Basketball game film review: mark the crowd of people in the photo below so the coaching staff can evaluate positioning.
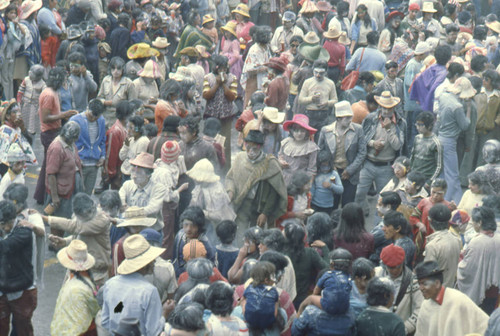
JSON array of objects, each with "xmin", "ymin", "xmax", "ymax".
[{"xmin": 0, "ymin": 0, "xmax": 500, "ymax": 334}]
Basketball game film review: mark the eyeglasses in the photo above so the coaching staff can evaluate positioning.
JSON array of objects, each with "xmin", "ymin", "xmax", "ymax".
[{"xmin": 69, "ymin": 63, "xmax": 81, "ymax": 68}]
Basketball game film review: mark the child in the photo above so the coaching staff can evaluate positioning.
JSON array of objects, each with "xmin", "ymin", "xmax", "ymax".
[
  {"xmin": 215, "ymin": 220, "xmax": 239, "ymax": 279},
  {"xmin": 2, "ymin": 4, "xmax": 26, "ymax": 99},
  {"xmin": 202, "ymin": 117, "xmax": 226, "ymax": 171},
  {"xmin": 279, "ymin": 114, "xmax": 319, "ymax": 185},
  {"xmin": 0, "ymin": 144, "xmax": 26, "ymax": 200},
  {"xmin": 97, "ymin": 41, "xmax": 112, "ymax": 83},
  {"xmin": 201, "ymin": 14, "xmax": 218, "ymax": 47},
  {"xmin": 227, "ymin": 227, "xmax": 263, "ymax": 284},
  {"xmin": 311, "ymin": 150, "xmax": 344, "ymax": 214},
  {"xmin": 236, "ymin": 91, "xmax": 265, "ymax": 148},
  {"xmin": 448, "ymin": 209, "xmax": 470, "ymax": 248},
  {"xmin": 17, "ymin": 65, "xmax": 46, "ymax": 136},
  {"xmin": 381, "ymin": 156, "xmax": 411, "ymax": 193},
  {"xmin": 99, "ymin": 190, "xmax": 125, "ymax": 247},
  {"xmin": 277, "ymin": 171, "xmax": 313, "ymax": 229},
  {"xmin": 40, "ymin": 24, "xmax": 57, "ymax": 71},
  {"xmin": 398, "ymin": 171, "xmax": 428, "ymax": 220},
  {"xmin": 297, "ymin": 248, "xmax": 353, "ymax": 317}
]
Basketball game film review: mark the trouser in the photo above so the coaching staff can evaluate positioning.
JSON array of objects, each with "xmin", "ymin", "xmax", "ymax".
[
  {"xmin": 438, "ymin": 136, "xmax": 463, "ymax": 204},
  {"xmin": 34, "ymin": 129, "xmax": 60, "ymax": 204},
  {"xmin": 234, "ymin": 199, "xmax": 260, "ymax": 246},
  {"xmin": 82, "ymin": 165, "xmax": 99, "ymax": 195},
  {"xmin": 304, "ymin": 109, "xmax": 332, "ymax": 143},
  {"xmin": 220, "ymin": 117, "xmax": 232, "ymax": 174},
  {"xmin": 355, "ymin": 160, "xmax": 394, "ymax": 213},
  {"xmin": 161, "ymin": 201, "xmax": 177, "ymax": 260},
  {"xmin": 1, "ymin": 59, "xmax": 14, "ymax": 100},
  {"xmin": 0, "ymin": 288, "xmax": 37, "ymax": 336},
  {"xmin": 327, "ymin": 66, "xmax": 341, "ymax": 83},
  {"xmin": 311, "ymin": 204, "xmax": 334, "ymax": 215},
  {"xmin": 287, "ymin": 94, "xmax": 296, "ymax": 121},
  {"xmin": 406, "ymin": 109, "xmax": 421, "ymax": 152},
  {"xmin": 333, "ymin": 168, "xmax": 357, "ymax": 208}
]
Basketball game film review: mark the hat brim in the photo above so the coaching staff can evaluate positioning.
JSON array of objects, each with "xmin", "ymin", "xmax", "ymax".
[
  {"xmin": 243, "ymin": 136, "xmax": 264, "ymax": 145},
  {"xmin": 117, "ymin": 217, "xmax": 157, "ymax": 228},
  {"xmin": 263, "ymin": 112, "xmax": 286, "ymax": 124},
  {"xmin": 0, "ymin": 0, "xmax": 9, "ymax": 10},
  {"xmin": 57, "ymin": 247, "xmax": 96, "ymax": 271},
  {"xmin": 203, "ymin": 18, "xmax": 215, "ymax": 25},
  {"xmin": 283, "ymin": 120, "xmax": 317, "ymax": 134},
  {"xmin": 152, "ymin": 42, "xmax": 170, "ymax": 48},
  {"xmin": 20, "ymin": 0, "xmax": 43, "ymax": 20},
  {"xmin": 117, "ymin": 245, "xmax": 165, "ymax": 275},
  {"xmin": 232, "ymin": 9, "xmax": 250, "ymax": 17},
  {"xmin": 386, "ymin": 11, "xmax": 404, "ymax": 23},
  {"xmin": 486, "ymin": 21, "xmax": 500, "ymax": 34},
  {"xmin": 374, "ymin": 95, "xmax": 401, "ymax": 108},
  {"xmin": 221, "ymin": 26, "xmax": 238, "ymax": 37},
  {"xmin": 323, "ymin": 31, "xmax": 341, "ymax": 39},
  {"xmin": 129, "ymin": 157, "xmax": 156, "ymax": 168},
  {"xmin": 298, "ymin": 44, "xmax": 329, "ymax": 62},
  {"xmin": 127, "ymin": 46, "xmax": 160, "ymax": 59},
  {"xmin": 422, "ymin": 8, "xmax": 437, "ymax": 12}
]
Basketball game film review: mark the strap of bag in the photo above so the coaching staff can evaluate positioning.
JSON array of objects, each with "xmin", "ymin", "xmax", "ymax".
[
  {"xmin": 395, "ymin": 267, "xmax": 412, "ymax": 307},
  {"xmin": 356, "ymin": 48, "xmax": 365, "ymax": 72}
]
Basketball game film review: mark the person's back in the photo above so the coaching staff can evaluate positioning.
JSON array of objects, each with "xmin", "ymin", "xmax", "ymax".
[
  {"xmin": 356, "ymin": 306, "xmax": 406, "ymax": 336},
  {"xmin": 318, "ymin": 270, "xmax": 352, "ymax": 315}
]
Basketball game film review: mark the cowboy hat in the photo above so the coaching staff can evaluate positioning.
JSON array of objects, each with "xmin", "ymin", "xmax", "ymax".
[
  {"xmin": 129, "ymin": 152, "xmax": 156, "ymax": 168},
  {"xmin": 334, "ymin": 101, "xmax": 353, "ymax": 118},
  {"xmin": 421, "ymin": 2, "xmax": 437, "ymax": 13},
  {"xmin": 386, "ymin": 10, "xmax": 404, "ymax": 23},
  {"xmin": 232, "ymin": 3, "xmax": 250, "ymax": 17},
  {"xmin": 169, "ymin": 2, "xmax": 180, "ymax": 10},
  {"xmin": 179, "ymin": 46, "xmax": 199, "ymax": 57},
  {"xmin": 137, "ymin": 60, "xmax": 161, "ymax": 78},
  {"xmin": 486, "ymin": 21, "xmax": 500, "ymax": 34},
  {"xmin": 202, "ymin": 14, "xmax": 215, "ymax": 26},
  {"xmin": 117, "ymin": 234, "xmax": 165, "ymax": 275},
  {"xmin": 300, "ymin": 0, "xmax": 318, "ymax": 14},
  {"xmin": 374, "ymin": 91, "xmax": 401, "ymax": 108},
  {"xmin": 262, "ymin": 106, "xmax": 285, "ymax": 124},
  {"xmin": 265, "ymin": 57, "xmax": 287, "ymax": 73},
  {"xmin": 98, "ymin": 41, "xmax": 111, "ymax": 53},
  {"xmin": 316, "ymin": 1, "xmax": 331, "ymax": 11},
  {"xmin": 187, "ymin": 158, "xmax": 220, "ymax": 183},
  {"xmin": 117, "ymin": 206, "xmax": 157, "ymax": 228},
  {"xmin": 19, "ymin": 0, "xmax": 42, "ymax": 20},
  {"xmin": 298, "ymin": 44, "xmax": 330, "ymax": 63},
  {"xmin": 195, "ymin": 45, "xmax": 210, "ymax": 58},
  {"xmin": 323, "ymin": 26, "xmax": 341, "ymax": 39},
  {"xmin": 57, "ymin": 240, "xmax": 96, "ymax": 271},
  {"xmin": 244, "ymin": 130, "xmax": 265, "ymax": 144},
  {"xmin": 447, "ymin": 77, "xmax": 476, "ymax": 99},
  {"xmin": 127, "ymin": 43, "xmax": 160, "ymax": 59},
  {"xmin": 0, "ymin": 0, "xmax": 9, "ymax": 10},
  {"xmin": 415, "ymin": 261, "xmax": 444, "ymax": 280},
  {"xmin": 221, "ymin": 21, "xmax": 237, "ymax": 37},
  {"xmin": 283, "ymin": 114, "xmax": 317, "ymax": 134},
  {"xmin": 303, "ymin": 31, "xmax": 320, "ymax": 45},
  {"xmin": 152, "ymin": 36, "xmax": 170, "ymax": 49}
]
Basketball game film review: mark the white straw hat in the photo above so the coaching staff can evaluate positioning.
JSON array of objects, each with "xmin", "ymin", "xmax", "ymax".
[
  {"xmin": 117, "ymin": 234, "xmax": 165, "ymax": 275},
  {"xmin": 334, "ymin": 101, "xmax": 353, "ymax": 117},
  {"xmin": 117, "ymin": 206, "xmax": 157, "ymax": 228},
  {"xmin": 57, "ymin": 240, "xmax": 95, "ymax": 271}
]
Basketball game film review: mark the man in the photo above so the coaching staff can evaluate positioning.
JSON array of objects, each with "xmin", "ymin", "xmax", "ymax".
[
  {"xmin": 318, "ymin": 101, "xmax": 367, "ymax": 207},
  {"xmin": 69, "ymin": 99, "xmax": 106, "ymax": 195},
  {"xmin": 298, "ymin": 59, "xmax": 338, "ymax": 140},
  {"xmin": 270, "ymin": 11, "xmax": 304, "ymax": 54},
  {"xmin": 119, "ymin": 152, "xmax": 167, "ymax": 232},
  {"xmin": 265, "ymin": 57, "xmax": 290, "ymax": 112},
  {"xmin": 0, "ymin": 200, "xmax": 36, "ymax": 336},
  {"xmin": 423, "ymin": 204, "xmax": 461, "ymax": 288},
  {"xmin": 322, "ymin": 27, "xmax": 345, "ymax": 82},
  {"xmin": 417, "ymin": 2, "xmax": 440, "ymax": 37},
  {"xmin": 147, "ymin": 115, "xmax": 181, "ymax": 160},
  {"xmin": 441, "ymin": 24, "xmax": 461, "ymax": 55},
  {"xmin": 355, "ymin": 91, "xmax": 406, "ymax": 213},
  {"xmin": 346, "ymin": 31, "xmax": 386, "ymax": 74},
  {"xmin": 341, "ymin": 71, "xmax": 375, "ymax": 105},
  {"xmin": 328, "ymin": 1, "xmax": 351, "ymax": 36},
  {"xmin": 375, "ymin": 244, "xmax": 423, "ymax": 335},
  {"xmin": 437, "ymin": 77, "xmax": 474, "ymax": 203},
  {"xmin": 475, "ymin": 140, "xmax": 500, "ymax": 192},
  {"xmin": 351, "ymin": 93, "xmax": 378, "ymax": 125},
  {"xmin": 226, "ymin": 130, "xmax": 287, "ymax": 243},
  {"xmin": 373, "ymin": 61, "xmax": 404, "ymax": 115},
  {"xmin": 101, "ymin": 234, "xmax": 165, "ymax": 336},
  {"xmin": 370, "ymin": 192, "xmax": 401, "ymax": 264},
  {"xmin": 415, "ymin": 261, "xmax": 489, "ymax": 336},
  {"xmin": 458, "ymin": 206, "xmax": 500, "ymax": 315},
  {"xmin": 179, "ymin": 47, "xmax": 205, "ymax": 93}
]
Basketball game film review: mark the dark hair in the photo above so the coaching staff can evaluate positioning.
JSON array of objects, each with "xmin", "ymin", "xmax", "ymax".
[
  {"xmin": 407, "ymin": 171, "xmax": 426, "ymax": 190},
  {"xmin": 313, "ymin": 59, "xmax": 328, "ymax": 70},
  {"xmin": 203, "ymin": 118, "xmax": 221, "ymax": 138},
  {"xmin": 431, "ymin": 178, "xmax": 447, "ymax": 190},
  {"xmin": 352, "ymin": 257, "xmax": 374, "ymax": 279},
  {"xmin": 244, "ymin": 227, "xmax": 263, "ymax": 247},
  {"xmin": 168, "ymin": 303, "xmax": 206, "ymax": 332},
  {"xmin": 179, "ymin": 115, "xmax": 201, "ymax": 136},
  {"xmin": 287, "ymin": 171, "xmax": 310, "ymax": 196},
  {"xmin": 216, "ymin": 220, "xmax": 237, "ymax": 244},
  {"xmin": 88, "ymin": 99, "xmax": 104, "ymax": 117},
  {"xmin": 68, "ymin": 52, "xmax": 87, "ymax": 65},
  {"xmin": 116, "ymin": 100, "xmax": 133, "ymax": 120},
  {"xmin": 446, "ymin": 23, "xmax": 460, "ymax": 34},
  {"xmin": 128, "ymin": 115, "xmax": 144, "ymax": 134},
  {"xmin": 483, "ymin": 70, "xmax": 500, "ymax": 90},
  {"xmin": 471, "ymin": 206, "xmax": 497, "ymax": 231},
  {"xmin": 187, "ymin": 11, "xmax": 200, "ymax": 25},
  {"xmin": 259, "ymin": 250, "xmax": 289, "ymax": 274},
  {"xmin": 335, "ymin": 203, "xmax": 366, "ymax": 243},
  {"xmin": 4, "ymin": 3, "xmax": 18, "ymax": 16},
  {"xmin": 446, "ymin": 62, "xmax": 465, "ymax": 79},
  {"xmin": 241, "ymin": 259, "xmax": 258, "ymax": 283},
  {"xmin": 213, "ymin": 55, "xmax": 229, "ymax": 74},
  {"xmin": 250, "ymin": 91, "xmax": 266, "ymax": 106},
  {"xmin": 357, "ymin": 72, "xmax": 375, "ymax": 87},
  {"xmin": 458, "ymin": 10, "xmax": 472, "ymax": 25},
  {"xmin": 180, "ymin": 78, "xmax": 197, "ymax": 102},
  {"xmin": 3, "ymin": 184, "xmax": 28, "ymax": 209},
  {"xmin": 330, "ymin": 248, "xmax": 352, "ymax": 273},
  {"xmin": 317, "ymin": 150, "xmax": 332, "ymax": 170},
  {"xmin": 290, "ymin": 35, "xmax": 304, "ymax": 45},
  {"xmin": 482, "ymin": 195, "xmax": 500, "ymax": 215},
  {"xmin": 129, "ymin": 100, "xmax": 144, "ymax": 113},
  {"xmin": 434, "ymin": 45, "xmax": 452, "ymax": 66},
  {"xmin": 46, "ymin": 66, "xmax": 67, "ymax": 90},
  {"xmin": 0, "ymin": 200, "xmax": 17, "ymax": 223},
  {"xmin": 284, "ymin": 223, "xmax": 306, "ymax": 259},
  {"xmin": 385, "ymin": 61, "xmax": 398, "ymax": 71},
  {"xmin": 330, "ymin": 208, "xmax": 342, "ymax": 230},
  {"xmin": 250, "ymin": 261, "xmax": 275, "ymax": 286},
  {"xmin": 109, "ymin": 56, "xmax": 125, "ymax": 72},
  {"xmin": 444, "ymin": 3, "xmax": 457, "ymax": 16},
  {"xmin": 467, "ymin": 170, "xmax": 490, "ymax": 194},
  {"xmin": 72, "ymin": 193, "xmax": 95, "ymax": 218},
  {"xmin": 261, "ymin": 228, "xmax": 286, "ymax": 251},
  {"xmin": 99, "ymin": 190, "xmax": 122, "ymax": 210},
  {"xmin": 206, "ymin": 281, "xmax": 234, "ymax": 316},
  {"xmin": 180, "ymin": 206, "xmax": 206, "ymax": 234},
  {"xmin": 355, "ymin": 4, "xmax": 372, "ymax": 28},
  {"xmin": 366, "ymin": 31, "xmax": 379, "ymax": 46},
  {"xmin": 160, "ymin": 79, "xmax": 181, "ymax": 101},
  {"xmin": 383, "ymin": 210, "xmax": 411, "ymax": 236},
  {"xmin": 416, "ymin": 111, "xmax": 435, "ymax": 129},
  {"xmin": 118, "ymin": 12, "xmax": 130, "ymax": 26},
  {"xmin": 306, "ymin": 212, "xmax": 332, "ymax": 244},
  {"xmin": 366, "ymin": 277, "xmax": 394, "ymax": 306},
  {"xmin": 470, "ymin": 55, "xmax": 488, "ymax": 73},
  {"xmin": 254, "ymin": 25, "xmax": 272, "ymax": 44},
  {"xmin": 379, "ymin": 191, "xmax": 401, "ymax": 210},
  {"xmin": 337, "ymin": 1, "xmax": 349, "ymax": 15},
  {"xmin": 390, "ymin": 156, "xmax": 410, "ymax": 186},
  {"xmin": 473, "ymin": 25, "xmax": 488, "ymax": 41},
  {"xmin": 366, "ymin": 92, "xmax": 377, "ymax": 106},
  {"xmin": 143, "ymin": 123, "xmax": 158, "ymax": 137},
  {"xmin": 39, "ymin": 24, "xmax": 51, "ymax": 39},
  {"xmin": 429, "ymin": 204, "xmax": 451, "ymax": 230}
]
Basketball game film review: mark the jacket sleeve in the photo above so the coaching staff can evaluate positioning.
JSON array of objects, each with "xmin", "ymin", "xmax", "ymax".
[
  {"xmin": 49, "ymin": 216, "xmax": 78, "ymax": 234},
  {"xmin": 345, "ymin": 126, "xmax": 367, "ymax": 177},
  {"xmin": 0, "ymin": 227, "xmax": 32, "ymax": 253},
  {"xmin": 84, "ymin": 71, "xmax": 98, "ymax": 93},
  {"xmin": 142, "ymin": 183, "xmax": 167, "ymax": 216},
  {"xmin": 99, "ymin": 119, "xmax": 106, "ymax": 159}
]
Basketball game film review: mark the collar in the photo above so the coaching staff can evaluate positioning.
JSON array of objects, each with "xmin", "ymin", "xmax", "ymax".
[
  {"xmin": 58, "ymin": 136, "xmax": 71, "ymax": 149},
  {"xmin": 7, "ymin": 169, "xmax": 17, "ymax": 181},
  {"xmin": 367, "ymin": 306, "xmax": 392, "ymax": 313},
  {"xmin": 480, "ymin": 230, "xmax": 495, "ymax": 237},
  {"xmin": 333, "ymin": 121, "xmax": 355, "ymax": 134},
  {"xmin": 433, "ymin": 286, "xmax": 445, "ymax": 305},
  {"xmin": 248, "ymin": 151, "xmax": 265, "ymax": 164}
]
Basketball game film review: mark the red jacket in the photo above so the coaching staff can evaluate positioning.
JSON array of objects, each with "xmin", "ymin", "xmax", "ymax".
[
  {"xmin": 276, "ymin": 193, "xmax": 312, "ymax": 229},
  {"xmin": 105, "ymin": 120, "xmax": 127, "ymax": 179}
]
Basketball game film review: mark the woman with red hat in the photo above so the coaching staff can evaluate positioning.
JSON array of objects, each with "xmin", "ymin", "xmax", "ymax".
[{"xmin": 264, "ymin": 57, "xmax": 290, "ymax": 112}]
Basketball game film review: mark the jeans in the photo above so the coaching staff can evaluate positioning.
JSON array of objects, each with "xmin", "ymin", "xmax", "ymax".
[
  {"xmin": 0, "ymin": 288, "xmax": 37, "ymax": 336},
  {"xmin": 82, "ymin": 165, "xmax": 99, "ymax": 195},
  {"xmin": 438, "ymin": 136, "xmax": 463, "ymax": 204},
  {"xmin": 355, "ymin": 161, "xmax": 394, "ymax": 211}
]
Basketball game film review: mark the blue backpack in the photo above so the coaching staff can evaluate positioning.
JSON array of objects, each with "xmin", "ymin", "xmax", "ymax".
[{"xmin": 243, "ymin": 284, "xmax": 279, "ymax": 329}]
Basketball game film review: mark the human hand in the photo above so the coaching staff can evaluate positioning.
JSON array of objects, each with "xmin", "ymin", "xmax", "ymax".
[
  {"xmin": 124, "ymin": 137, "xmax": 130, "ymax": 146},
  {"xmin": 51, "ymin": 196, "xmax": 61, "ymax": 209},
  {"xmin": 177, "ymin": 182, "xmax": 189, "ymax": 192},
  {"xmin": 163, "ymin": 299, "xmax": 175, "ymax": 318},
  {"xmin": 256, "ymin": 213, "xmax": 267, "ymax": 227},
  {"xmin": 373, "ymin": 140, "xmax": 385, "ymax": 151},
  {"xmin": 238, "ymin": 244, "xmax": 249, "ymax": 258},
  {"xmin": 449, "ymin": 201, "xmax": 457, "ymax": 211},
  {"xmin": 228, "ymin": 191, "xmax": 234, "ymax": 200},
  {"xmin": 64, "ymin": 110, "xmax": 78, "ymax": 119},
  {"xmin": 18, "ymin": 219, "xmax": 33, "ymax": 229},
  {"xmin": 295, "ymin": 212, "xmax": 307, "ymax": 220},
  {"xmin": 48, "ymin": 234, "xmax": 67, "ymax": 250},
  {"xmin": 341, "ymin": 171, "xmax": 350, "ymax": 180},
  {"xmin": 80, "ymin": 65, "xmax": 87, "ymax": 76},
  {"xmin": 416, "ymin": 222, "xmax": 427, "ymax": 234},
  {"xmin": 279, "ymin": 159, "xmax": 290, "ymax": 168},
  {"xmin": 322, "ymin": 180, "xmax": 331, "ymax": 188},
  {"xmin": 97, "ymin": 157, "xmax": 105, "ymax": 167},
  {"xmin": 317, "ymin": 102, "xmax": 328, "ymax": 109},
  {"xmin": 310, "ymin": 240, "xmax": 326, "ymax": 248}
]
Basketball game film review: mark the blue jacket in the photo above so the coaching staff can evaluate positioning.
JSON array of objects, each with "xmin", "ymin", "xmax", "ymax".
[
  {"xmin": 70, "ymin": 112, "xmax": 106, "ymax": 162},
  {"xmin": 292, "ymin": 305, "xmax": 354, "ymax": 336}
]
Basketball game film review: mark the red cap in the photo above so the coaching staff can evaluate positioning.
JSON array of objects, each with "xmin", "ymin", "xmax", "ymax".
[
  {"xmin": 380, "ymin": 244, "xmax": 405, "ymax": 267},
  {"xmin": 409, "ymin": 3, "xmax": 420, "ymax": 11}
]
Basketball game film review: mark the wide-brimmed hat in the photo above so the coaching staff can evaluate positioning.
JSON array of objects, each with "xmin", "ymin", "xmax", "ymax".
[
  {"xmin": 7, "ymin": 144, "xmax": 26, "ymax": 163},
  {"xmin": 486, "ymin": 21, "xmax": 500, "ymax": 34},
  {"xmin": 262, "ymin": 106, "xmax": 285, "ymax": 124},
  {"xmin": 265, "ymin": 57, "xmax": 287, "ymax": 73},
  {"xmin": 137, "ymin": 59, "xmax": 161, "ymax": 78},
  {"xmin": 447, "ymin": 77, "xmax": 476, "ymax": 99},
  {"xmin": 232, "ymin": 3, "xmax": 250, "ymax": 17},
  {"xmin": 67, "ymin": 25, "xmax": 83, "ymax": 40},
  {"xmin": 19, "ymin": 0, "xmax": 42, "ymax": 20},
  {"xmin": 421, "ymin": 2, "xmax": 437, "ymax": 12},
  {"xmin": 182, "ymin": 239, "xmax": 207, "ymax": 262},
  {"xmin": 221, "ymin": 21, "xmax": 237, "ymax": 37},
  {"xmin": 57, "ymin": 240, "xmax": 95, "ymax": 271},
  {"xmin": 386, "ymin": 10, "xmax": 404, "ymax": 23},
  {"xmin": 414, "ymin": 41, "xmax": 430, "ymax": 55},
  {"xmin": 415, "ymin": 261, "xmax": 443, "ymax": 280},
  {"xmin": 300, "ymin": 0, "xmax": 319, "ymax": 14},
  {"xmin": 316, "ymin": 1, "xmax": 331, "ymax": 11},
  {"xmin": 195, "ymin": 45, "xmax": 210, "ymax": 58},
  {"xmin": 374, "ymin": 91, "xmax": 401, "ymax": 108},
  {"xmin": 127, "ymin": 43, "xmax": 160, "ymax": 59},
  {"xmin": 129, "ymin": 152, "xmax": 156, "ymax": 169},
  {"xmin": 152, "ymin": 36, "xmax": 170, "ymax": 49},
  {"xmin": 244, "ymin": 130, "xmax": 265, "ymax": 144},
  {"xmin": 117, "ymin": 206, "xmax": 157, "ymax": 228},
  {"xmin": 187, "ymin": 158, "xmax": 220, "ymax": 183},
  {"xmin": 298, "ymin": 44, "xmax": 329, "ymax": 63},
  {"xmin": 117, "ymin": 234, "xmax": 165, "ymax": 275},
  {"xmin": 202, "ymin": 14, "xmax": 215, "ymax": 25},
  {"xmin": 339, "ymin": 31, "xmax": 350, "ymax": 45},
  {"xmin": 283, "ymin": 114, "xmax": 317, "ymax": 134},
  {"xmin": 0, "ymin": 0, "xmax": 10, "ymax": 10},
  {"xmin": 323, "ymin": 26, "xmax": 341, "ymax": 39},
  {"xmin": 179, "ymin": 46, "xmax": 199, "ymax": 57},
  {"xmin": 303, "ymin": 31, "xmax": 320, "ymax": 45},
  {"xmin": 161, "ymin": 140, "xmax": 181, "ymax": 164},
  {"xmin": 334, "ymin": 101, "xmax": 353, "ymax": 117},
  {"xmin": 169, "ymin": 66, "xmax": 192, "ymax": 81},
  {"xmin": 98, "ymin": 41, "xmax": 111, "ymax": 53},
  {"xmin": 440, "ymin": 16, "xmax": 453, "ymax": 26}
]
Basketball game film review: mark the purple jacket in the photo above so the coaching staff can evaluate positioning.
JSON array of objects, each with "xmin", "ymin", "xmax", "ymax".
[{"xmin": 409, "ymin": 64, "xmax": 447, "ymax": 112}]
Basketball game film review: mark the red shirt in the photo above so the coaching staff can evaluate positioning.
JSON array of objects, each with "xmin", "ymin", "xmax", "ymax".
[
  {"xmin": 105, "ymin": 120, "xmax": 127, "ymax": 178},
  {"xmin": 323, "ymin": 40, "xmax": 346, "ymax": 75},
  {"xmin": 177, "ymin": 267, "xmax": 228, "ymax": 285},
  {"xmin": 38, "ymin": 87, "xmax": 61, "ymax": 132}
]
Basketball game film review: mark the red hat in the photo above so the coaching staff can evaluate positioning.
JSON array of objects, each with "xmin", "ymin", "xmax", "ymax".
[
  {"xmin": 386, "ymin": 11, "xmax": 404, "ymax": 23},
  {"xmin": 409, "ymin": 3, "xmax": 420, "ymax": 11},
  {"xmin": 161, "ymin": 140, "xmax": 181, "ymax": 164},
  {"xmin": 266, "ymin": 57, "xmax": 288, "ymax": 73},
  {"xmin": 380, "ymin": 244, "xmax": 405, "ymax": 267},
  {"xmin": 283, "ymin": 114, "xmax": 317, "ymax": 134}
]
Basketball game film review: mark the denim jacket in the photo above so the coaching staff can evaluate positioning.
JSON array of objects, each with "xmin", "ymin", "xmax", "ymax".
[{"xmin": 70, "ymin": 112, "xmax": 106, "ymax": 163}]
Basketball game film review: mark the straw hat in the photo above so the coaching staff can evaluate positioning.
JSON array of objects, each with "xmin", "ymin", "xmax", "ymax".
[
  {"xmin": 187, "ymin": 158, "xmax": 220, "ymax": 183},
  {"xmin": 137, "ymin": 59, "xmax": 161, "ymax": 78},
  {"xmin": 195, "ymin": 45, "xmax": 210, "ymax": 58},
  {"xmin": 179, "ymin": 46, "xmax": 199, "ymax": 57},
  {"xmin": 98, "ymin": 41, "xmax": 111, "ymax": 53},
  {"xmin": 265, "ymin": 57, "xmax": 287, "ymax": 73},
  {"xmin": 262, "ymin": 106, "xmax": 285, "ymax": 124},
  {"xmin": 334, "ymin": 101, "xmax": 353, "ymax": 117},
  {"xmin": 414, "ymin": 42, "xmax": 430, "ymax": 55},
  {"xmin": 298, "ymin": 44, "xmax": 330, "ymax": 63},
  {"xmin": 323, "ymin": 26, "xmax": 341, "ymax": 39},
  {"xmin": 447, "ymin": 77, "xmax": 476, "ymax": 99},
  {"xmin": 19, "ymin": 0, "xmax": 42, "ymax": 20},
  {"xmin": 316, "ymin": 1, "xmax": 331, "ymax": 11},
  {"xmin": 169, "ymin": 66, "xmax": 192, "ymax": 81},
  {"xmin": 161, "ymin": 140, "xmax": 181, "ymax": 164},
  {"xmin": 221, "ymin": 21, "xmax": 237, "ymax": 37},
  {"xmin": 117, "ymin": 206, "xmax": 157, "ymax": 228},
  {"xmin": 374, "ymin": 91, "xmax": 401, "ymax": 108},
  {"xmin": 127, "ymin": 43, "xmax": 160, "ymax": 59},
  {"xmin": 202, "ymin": 14, "xmax": 215, "ymax": 26},
  {"xmin": 283, "ymin": 114, "xmax": 317, "ymax": 134},
  {"xmin": 7, "ymin": 144, "xmax": 26, "ymax": 163},
  {"xmin": 300, "ymin": 0, "xmax": 319, "ymax": 14},
  {"xmin": 129, "ymin": 152, "xmax": 156, "ymax": 169},
  {"xmin": 169, "ymin": 2, "xmax": 180, "ymax": 10},
  {"xmin": 182, "ymin": 239, "xmax": 207, "ymax": 262},
  {"xmin": 57, "ymin": 240, "xmax": 95, "ymax": 271},
  {"xmin": 486, "ymin": 21, "xmax": 500, "ymax": 34},
  {"xmin": 386, "ymin": 11, "xmax": 404, "ymax": 23},
  {"xmin": 0, "ymin": 0, "xmax": 9, "ymax": 10},
  {"xmin": 232, "ymin": 3, "xmax": 250, "ymax": 17},
  {"xmin": 440, "ymin": 16, "xmax": 453, "ymax": 26},
  {"xmin": 421, "ymin": 2, "xmax": 437, "ymax": 13},
  {"xmin": 152, "ymin": 36, "xmax": 170, "ymax": 49},
  {"xmin": 303, "ymin": 31, "xmax": 320, "ymax": 45},
  {"xmin": 117, "ymin": 234, "xmax": 165, "ymax": 275},
  {"xmin": 338, "ymin": 31, "xmax": 350, "ymax": 45}
]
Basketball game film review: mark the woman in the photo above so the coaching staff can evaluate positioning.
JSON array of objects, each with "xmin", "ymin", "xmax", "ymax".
[
  {"xmin": 33, "ymin": 66, "xmax": 77, "ymax": 204},
  {"xmin": 232, "ymin": 4, "xmax": 254, "ymax": 49},
  {"xmin": 180, "ymin": 77, "xmax": 201, "ymax": 116},
  {"xmin": 19, "ymin": 0, "xmax": 42, "ymax": 72},
  {"xmin": 97, "ymin": 56, "xmax": 134, "ymax": 127},
  {"xmin": 220, "ymin": 21, "xmax": 244, "ymax": 79},
  {"xmin": 155, "ymin": 79, "xmax": 184, "ymax": 132},
  {"xmin": 131, "ymin": 59, "xmax": 161, "ymax": 121},
  {"xmin": 350, "ymin": 4, "xmax": 377, "ymax": 53},
  {"xmin": 175, "ymin": 11, "xmax": 202, "ymax": 57},
  {"xmin": 164, "ymin": 303, "xmax": 207, "ymax": 336},
  {"xmin": 118, "ymin": 115, "xmax": 150, "ymax": 181},
  {"xmin": 382, "ymin": 211, "xmax": 416, "ymax": 268},
  {"xmin": 50, "ymin": 240, "xmax": 99, "ymax": 335},
  {"xmin": 178, "ymin": 115, "xmax": 219, "ymax": 171},
  {"xmin": 227, "ymin": 227, "xmax": 262, "ymax": 284},
  {"xmin": 458, "ymin": 170, "xmax": 490, "ymax": 215},
  {"xmin": 378, "ymin": 11, "xmax": 404, "ymax": 56},
  {"xmin": 333, "ymin": 202, "xmax": 374, "ymax": 260}
]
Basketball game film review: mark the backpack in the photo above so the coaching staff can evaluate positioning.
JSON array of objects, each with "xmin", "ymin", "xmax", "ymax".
[
  {"xmin": 320, "ymin": 270, "xmax": 352, "ymax": 316},
  {"xmin": 243, "ymin": 284, "xmax": 278, "ymax": 330}
]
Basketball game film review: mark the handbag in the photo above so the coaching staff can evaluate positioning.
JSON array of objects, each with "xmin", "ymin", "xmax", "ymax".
[{"xmin": 341, "ymin": 47, "xmax": 365, "ymax": 91}]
